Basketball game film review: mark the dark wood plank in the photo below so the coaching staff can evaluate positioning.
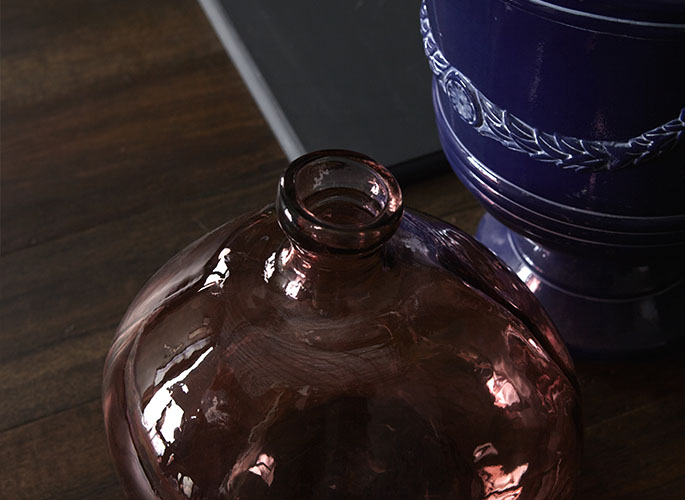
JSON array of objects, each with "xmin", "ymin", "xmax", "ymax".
[
  {"xmin": 580, "ymin": 395, "xmax": 685, "ymax": 499},
  {"xmin": 2, "ymin": 57, "xmax": 277, "ymax": 253},
  {"xmin": 0, "ymin": 171, "xmax": 289, "ymax": 432},
  {"xmin": 575, "ymin": 352, "xmax": 685, "ymax": 431},
  {"xmin": 0, "ymin": 161, "xmax": 284, "ymax": 360},
  {"xmin": 0, "ymin": 399, "xmax": 122, "ymax": 500},
  {"xmin": 1, "ymin": 0, "xmax": 221, "ymax": 114},
  {"xmin": 1, "ymin": 0, "xmax": 281, "ymax": 255}
]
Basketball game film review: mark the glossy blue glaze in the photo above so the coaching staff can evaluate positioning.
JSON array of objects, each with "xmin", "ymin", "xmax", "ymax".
[
  {"xmin": 424, "ymin": 0, "xmax": 685, "ymax": 219},
  {"xmin": 422, "ymin": 0, "xmax": 685, "ymax": 351},
  {"xmin": 477, "ymin": 214, "xmax": 685, "ymax": 353}
]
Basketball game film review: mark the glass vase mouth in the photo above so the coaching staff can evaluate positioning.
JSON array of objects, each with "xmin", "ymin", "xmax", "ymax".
[{"xmin": 277, "ymin": 150, "xmax": 404, "ymax": 254}]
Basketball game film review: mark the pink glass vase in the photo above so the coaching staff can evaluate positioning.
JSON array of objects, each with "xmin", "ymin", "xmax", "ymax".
[{"xmin": 103, "ymin": 150, "xmax": 581, "ymax": 499}]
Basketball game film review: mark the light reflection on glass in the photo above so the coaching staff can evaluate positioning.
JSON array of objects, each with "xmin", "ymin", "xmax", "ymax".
[
  {"xmin": 285, "ymin": 279, "xmax": 303, "ymax": 299},
  {"xmin": 486, "ymin": 372, "xmax": 520, "ymax": 408},
  {"xmin": 515, "ymin": 266, "xmax": 541, "ymax": 293},
  {"xmin": 526, "ymin": 276, "xmax": 541, "ymax": 293},
  {"xmin": 279, "ymin": 246, "xmax": 294, "ymax": 266},
  {"xmin": 154, "ymin": 338, "xmax": 211, "ymax": 386},
  {"xmin": 159, "ymin": 401, "xmax": 184, "ymax": 442},
  {"xmin": 312, "ymin": 167, "xmax": 327, "ymax": 189},
  {"xmin": 249, "ymin": 453, "xmax": 276, "ymax": 486},
  {"xmin": 478, "ymin": 463, "xmax": 528, "ymax": 500},
  {"xmin": 527, "ymin": 337, "xmax": 544, "ymax": 356},
  {"xmin": 473, "ymin": 442, "xmax": 498, "ymax": 463},
  {"xmin": 263, "ymin": 252, "xmax": 276, "ymax": 283},
  {"xmin": 516, "ymin": 266, "xmax": 532, "ymax": 284},
  {"xmin": 177, "ymin": 473, "xmax": 194, "ymax": 498},
  {"xmin": 200, "ymin": 248, "xmax": 231, "ymax": 291},
  {"xmin": 504, "ymin": 323, "xmax": 551, "ymax": 364},
  {"xmin": 369, "ymin": 178, "xmax": 380, "ymax": 196},
  {"xmin": 142, "ymin": 346, "xmax": 214, "ymax": 456}
]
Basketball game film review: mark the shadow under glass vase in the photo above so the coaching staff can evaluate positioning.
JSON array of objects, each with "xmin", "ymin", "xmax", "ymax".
[{"xmin": 103, "ymin": 150, "xmax": 581, "ymax": 499}]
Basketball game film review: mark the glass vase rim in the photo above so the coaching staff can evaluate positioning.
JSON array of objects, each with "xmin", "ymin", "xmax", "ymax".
[{"xmin": 277, "ymin": 150, "xmax": 404, "ymax": 254}]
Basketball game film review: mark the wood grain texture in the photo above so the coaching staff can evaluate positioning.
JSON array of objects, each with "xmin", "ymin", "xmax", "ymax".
[{"xmin": 1, "ymin": 1, "xmax": 683, "ymax": 499}]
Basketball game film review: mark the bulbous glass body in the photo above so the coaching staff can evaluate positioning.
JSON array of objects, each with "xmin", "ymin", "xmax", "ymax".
[{"xmin": 103, "ymin": 151, "xmax": 581, "ymax": 499}]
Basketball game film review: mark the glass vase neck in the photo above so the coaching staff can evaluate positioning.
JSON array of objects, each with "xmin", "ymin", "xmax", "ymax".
[{"xmin": 276, "ymin": 150, "xmax": 403, "ymax": 256}]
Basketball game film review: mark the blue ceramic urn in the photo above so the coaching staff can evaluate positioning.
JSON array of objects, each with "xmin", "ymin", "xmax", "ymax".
[{"xmin": 421, "ymin": 0, "xmax": 685, "ymax": 353}]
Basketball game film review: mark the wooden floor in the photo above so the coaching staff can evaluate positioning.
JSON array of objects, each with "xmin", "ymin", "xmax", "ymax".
[{"xmin": 1, "ymin": 1, "xmax": 683, "ymax": 498}]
